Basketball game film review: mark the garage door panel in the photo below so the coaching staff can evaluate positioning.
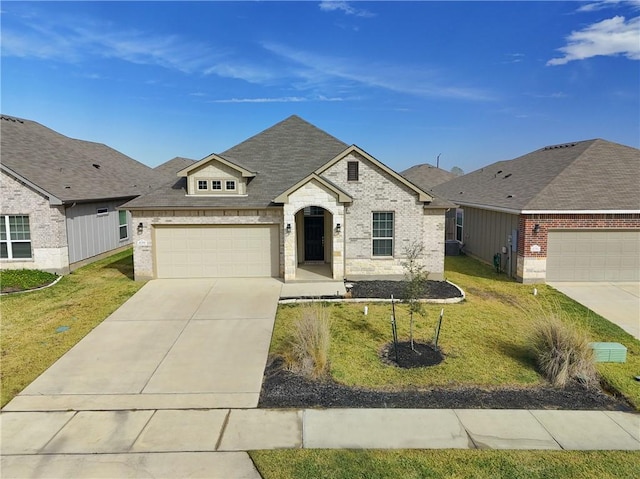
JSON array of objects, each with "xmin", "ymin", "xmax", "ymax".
[
  {"xmin": 155, "ymin": 225, "xmax": 279, "ymax": 278},
  {"xmin": 547, "ymin": 230, "xmax": 640, "ymax": 282}
]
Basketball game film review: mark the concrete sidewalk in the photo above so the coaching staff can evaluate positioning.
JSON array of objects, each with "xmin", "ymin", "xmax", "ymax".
[{"xmin": 2, "ymin": 408, "xmax": 638, "ymax": 477}]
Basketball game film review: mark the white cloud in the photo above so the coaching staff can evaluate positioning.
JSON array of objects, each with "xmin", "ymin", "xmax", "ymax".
[
  {"xmin": 210, "ymin": 96, "xmax": 344, "ymax": 103},
  {"xmin": 262, "ymin": 42, "xmax": 493, "ymax": 101},
  {"xmin": 319, "ymin": 1, "xmax": 374, "ymax": 18},
  {"xmin": 547, "ymin": 15, "xmax": 640, "ymax": 65},
  {"xmin": 0, "ymin": 13, "xmax": 220, "ymax": 74},
  {"xmin": 576, "ymin": 1, "xmax": 640, "ymax": 13}
]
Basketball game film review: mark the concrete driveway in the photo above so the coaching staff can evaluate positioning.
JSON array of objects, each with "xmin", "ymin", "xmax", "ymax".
[
  {"xmin": 547, "ymin": 282, "xmax": 640, "ymax": 340},
  {"xmin": 5, "ymin": 278, "xmax": 283, "ymax": 411}
]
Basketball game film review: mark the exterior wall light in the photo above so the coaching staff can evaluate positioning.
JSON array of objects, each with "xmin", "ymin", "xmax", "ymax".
[
  {"xmin": 286, "ymin": 223, "xmax": 291, "ymax": 234},
  {"xmin": 137, "ymin": 222, "xmax": 144, "ymax": 234},
  {"xmin": 533, "ymin": 224, "xmax": 541, "ymax": 234},
  {"xmin": 335, "ymin": 223, "xmax": 341, "ymax": 233}
]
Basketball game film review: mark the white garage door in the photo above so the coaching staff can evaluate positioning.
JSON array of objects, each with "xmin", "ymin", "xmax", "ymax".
[
  {"xmin": 546, "ymin": 230, "xmax": 640, "ymax": 282},
  {"xmin": 155, "ymin": 225, "xmax": 279, "ymax": 278}
]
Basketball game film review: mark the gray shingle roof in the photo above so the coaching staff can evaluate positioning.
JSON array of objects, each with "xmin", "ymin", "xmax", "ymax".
[
  {"xmin": 401, "ymin": 163, "xmax": 457, "ymax": 190},
  {"xmin": 154, "ymin": 157, "xmax": 196, "ymax": 180},
  {"xmin": 124, "ymin": 115, "xmax": 349, "ymax": 209},
  {"xmin": 1, "ymin": 115, "xmax": 164, "ymax": 203},
  {"xmin": 433, "ymin": 139, "xmax": 640, "ymax": 212}
]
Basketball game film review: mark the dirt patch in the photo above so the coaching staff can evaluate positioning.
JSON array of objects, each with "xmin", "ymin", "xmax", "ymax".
[
  {"xmin": 380, "ymin": 341, "xmax": 444, "ymax": 368},
  {"xmin": 259, "ymin": 357, "xmax": 633, "ymax": 411},
  {"xmin": 348, "ymin": 280, "xmax": 462, "ymax": 300}
]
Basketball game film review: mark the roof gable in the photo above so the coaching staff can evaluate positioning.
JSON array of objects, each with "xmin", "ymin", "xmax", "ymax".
[
  {"xmin": 433, "ymin": 139, "xmax": 640, "ymax": 213},
  {"xmin": 0, "ymin": 115, "xmax": 163, "ymax": 204},
  {"xmin": 316, "ymin": 145, "xmax": 434, "ymax": 203},
  {"xmin": 177, "ymin": 153, "xmax": 256, "ymax": 178},
  {"xmin": 273, "ymin": 173, "xmax": 353, "ymax": 204}
]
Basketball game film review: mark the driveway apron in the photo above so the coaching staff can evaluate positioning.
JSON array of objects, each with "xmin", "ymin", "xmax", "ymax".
[
  {"xmin": 548, "ymin": 282, "xmax": 640, "ymax": 340},
  {"xmin": 6, "ymin": 278, "xmax": 283, "ymax": 411}
]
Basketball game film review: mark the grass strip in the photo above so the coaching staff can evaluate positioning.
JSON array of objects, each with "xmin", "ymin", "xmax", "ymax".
[
  {"xmin": 0, "ymin": 249, "xmax": 143, "ymax": 407},
  {"xmin": 250, "ymin": 449, "xmax": 640, "ymax": 479}
]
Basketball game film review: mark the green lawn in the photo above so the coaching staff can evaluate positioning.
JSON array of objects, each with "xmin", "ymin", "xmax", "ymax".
[
  {"xmin": 0, "ymin": 249, "xmax": 144, "ymax": 407},
  {"xmin": 271, "ymin": 255, "xmax": 640, "ymax": 408},
  {"xmin": 250, "ymin": 450, "xmax": 640, "ymax": 479}
]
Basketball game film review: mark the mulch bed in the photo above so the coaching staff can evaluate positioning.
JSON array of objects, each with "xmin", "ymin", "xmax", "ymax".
[
  {"xmin": 381, "ymin": 341, "xmax": 444, "ymax": 368},
  {"xmin": 264, "ymin": 279, "xmax": 633, "ymax": 411},
  {"xmin": 348, "ymin": 280, "xmax": 462, "ymax": 300},
  {"xmin": 258, "ymin": 357, "xmax": 633, "ymax": 411}
]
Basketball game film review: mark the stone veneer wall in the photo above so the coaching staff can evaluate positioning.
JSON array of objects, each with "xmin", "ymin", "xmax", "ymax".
[
  {"xmin": 131, "ymin": 209, "xmax": 284, "ymax": 281},
  {"xmin": 283, "ymin": 180, "xmax": 344, "ymax": 281},
  {"xmin": 321, "ymin": 151, "xmax": 445, "ymax": 279},
  {"xmin": 0, "ymin": 171, "xmax": 69, "ymax": 273}
]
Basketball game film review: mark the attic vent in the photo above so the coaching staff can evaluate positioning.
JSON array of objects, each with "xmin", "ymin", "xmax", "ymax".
[
  {"xmin": 504, "ymin": 173, "xmax": 512, "ymax": 179},
  {"xmin": 496, "ymin": 170, "xmax": 503, "ymax": 174},
  {"xmin": 93, "ymin": 163, "xmax": 101, "ymax": 169},
  {"xmin": 543, "ymin": 142, "xmax": 577, "ymax": 150},
  {"xmin": 506, "ymin": 194, "xmax": 513, "ymax": 198}
]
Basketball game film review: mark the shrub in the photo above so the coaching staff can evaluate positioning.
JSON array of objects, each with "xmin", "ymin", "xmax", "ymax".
[
  {"xmin": 287, "ymin": 302, "xmax": 331, "ymax": 379},
  {"xmin": 530, "ymin": 314, "xmax": 598, "ymax": 388}
]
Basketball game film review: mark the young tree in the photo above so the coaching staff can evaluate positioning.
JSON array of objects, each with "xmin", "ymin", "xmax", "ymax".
[{"xmin": 402, "ymin": 242, "xmax": 428, "ymax": 351}]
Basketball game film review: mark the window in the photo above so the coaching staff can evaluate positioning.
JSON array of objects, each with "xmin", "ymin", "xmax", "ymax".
[
  {"xmin": 197, "ymin": 180, "xmax": 208, "ymax": 191},
  {"xmin": 1, "ymin": 215, "xmax": 32, "ymax": 259},
  {"xmin": 304, "ymin": 206, "xmax": 324, "ymax": 216},
  {"xmin": 97, "ymin": 207, "xmax": 108, "ymax": 216},
  {"xmin": 456, "ymin": 209, "xmax": 464, "ymax": 242},
  {"xmin": 211, "ymin": 180, "xmax": 222, "ymax": 190},
  {"xmin": 225, "ymin": 180, "xmax": 236, "ymax": 191},
  {"xmin": 347, "ymin": 161, "xmax": 359, "ymax": 181},
  {"xmin": 372, "ymin": 212, "xmax": 394, "ymax": 256},
  {"xmin": 119, "ymin": 210, "xmax": 128, "ymax": 241}
]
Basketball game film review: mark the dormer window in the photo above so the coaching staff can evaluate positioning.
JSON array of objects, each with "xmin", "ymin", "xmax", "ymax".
[
  {"xmin": 197, "ymin": 180, "xmax": 208, "ymax": 191},
  {"xmin": 226, "ymin": 180, "xmax": 236, "ymax": 191},
  {"xmin": 212, "ymin": 180, "xmax": 222, "ymax": 190}
]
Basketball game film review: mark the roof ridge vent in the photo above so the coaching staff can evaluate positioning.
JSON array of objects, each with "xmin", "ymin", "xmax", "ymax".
[
  {"xmin": 543, "ymin": 142, "xmax": 577, "ymax": 150},
  {"xmin": 1, "ymin": 116, "xmax": 24, "ymax": 124}
]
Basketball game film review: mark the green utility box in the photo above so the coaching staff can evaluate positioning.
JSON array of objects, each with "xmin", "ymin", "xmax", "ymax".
[{"xmin": 589, "ymin": 342, "xmax": 627, "ymax": 363}]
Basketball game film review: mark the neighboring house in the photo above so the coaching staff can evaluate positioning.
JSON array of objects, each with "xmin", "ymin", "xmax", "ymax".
[
  {"xmin": 401, "ymin": 163, "xmax": 457, "ymax": 190},
  {"xmin": 0, "ymin": 115, "xmax": 163, "ymax": 274},
  {"xmin": 123, "ymin": 115, "xmax": 454, "ymax": 282},
  {"xmin": 432, "ymin": 139, "xmax": 640, "ymax": 283},
  {"xmin": 402, "ymin": 163, "xmax": 459, "ymax": 244}
]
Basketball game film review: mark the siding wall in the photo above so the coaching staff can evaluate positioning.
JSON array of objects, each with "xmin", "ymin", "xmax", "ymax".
[
  {"xmin": 462, "ymin": 206, "xmax": 519, "ymax": 277},
  {"xmin": 65, "ymin": 201, "xmax": 132, "ymax": 264}
]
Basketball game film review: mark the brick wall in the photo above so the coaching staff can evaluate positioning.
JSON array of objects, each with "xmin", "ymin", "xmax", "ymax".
[
  {"xmin": 322, "ymin": 151, "xmax": 445, "ymax": 279},
  {"xmin": 518, "ymin": 213, "xmax": 640, "ymax": 258},
  {"xmin": 516, "ymin": 213, "xmax": 640, "ymax": 283},
  {"xmin": 0, "ymin": 171, "xmax": 69, "ymax": 273}
]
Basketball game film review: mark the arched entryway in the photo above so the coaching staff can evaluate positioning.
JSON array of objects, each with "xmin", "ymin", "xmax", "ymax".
[{"xmin": 294, "ymin": 205, "xmax": 333, "ymax": 279}]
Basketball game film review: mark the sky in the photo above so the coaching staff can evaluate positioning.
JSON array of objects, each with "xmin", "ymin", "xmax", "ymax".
[{"xmin": 2, "ymin": 1, "xmax": 639, "ymax": 174}]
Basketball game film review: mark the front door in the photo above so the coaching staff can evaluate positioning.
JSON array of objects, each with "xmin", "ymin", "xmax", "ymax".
[{"xmin": 304, "ymin": 216, "xmax": 324, "ymax": 261}]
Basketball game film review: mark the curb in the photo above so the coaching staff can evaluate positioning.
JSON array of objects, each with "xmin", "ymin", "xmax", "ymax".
[
  {"xmin": 279, "ymin": 280, "xmax": 466, "ymax": 304},
  {"xmin": 0, "ymin": 275, "xmax": 63, "ymax": 296}
]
